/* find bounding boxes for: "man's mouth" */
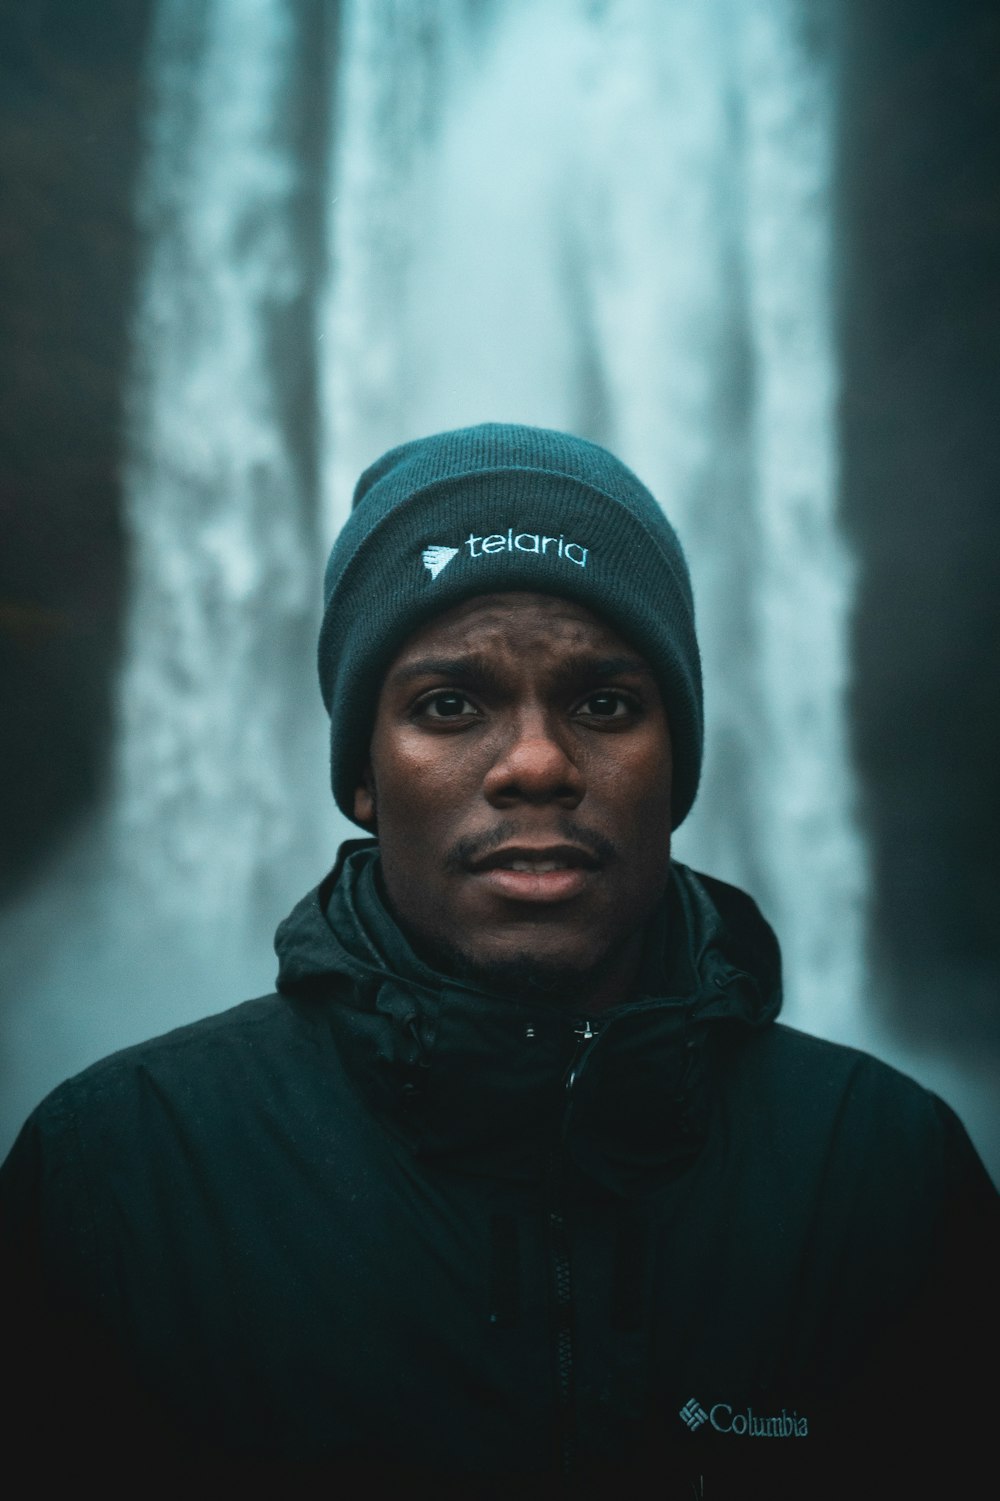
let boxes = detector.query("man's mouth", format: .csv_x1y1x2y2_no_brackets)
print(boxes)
504,859,573,873
470,844,601,873
467,845,601,903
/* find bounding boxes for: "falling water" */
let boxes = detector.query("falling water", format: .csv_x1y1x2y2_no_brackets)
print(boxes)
116,0,332,930
2,0,881,1159
321,0,868,1038
0,0,342,1145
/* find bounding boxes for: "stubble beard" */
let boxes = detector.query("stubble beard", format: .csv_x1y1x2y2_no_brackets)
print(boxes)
415,914,653,1010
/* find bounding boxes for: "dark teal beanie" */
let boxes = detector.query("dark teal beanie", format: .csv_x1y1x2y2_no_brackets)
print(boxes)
319,423,703,829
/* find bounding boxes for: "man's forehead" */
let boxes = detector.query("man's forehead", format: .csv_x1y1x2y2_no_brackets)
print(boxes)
388,591,645,665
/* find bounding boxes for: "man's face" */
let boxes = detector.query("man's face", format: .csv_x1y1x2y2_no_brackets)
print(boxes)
354,592,673,1006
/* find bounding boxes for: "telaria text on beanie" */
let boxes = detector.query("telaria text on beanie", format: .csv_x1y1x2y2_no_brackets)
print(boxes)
318,423,703,828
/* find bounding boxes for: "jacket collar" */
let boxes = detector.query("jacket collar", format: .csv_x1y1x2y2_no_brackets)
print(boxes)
275,842,782,1193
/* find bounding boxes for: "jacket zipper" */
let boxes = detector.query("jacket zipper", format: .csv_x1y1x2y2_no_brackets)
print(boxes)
550,1017,600,1483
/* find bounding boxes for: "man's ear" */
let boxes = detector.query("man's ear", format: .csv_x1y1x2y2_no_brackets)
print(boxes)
353,766,377,831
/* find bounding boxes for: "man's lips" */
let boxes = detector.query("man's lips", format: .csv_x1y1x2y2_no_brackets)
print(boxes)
468,843,601,874
465,844,601,904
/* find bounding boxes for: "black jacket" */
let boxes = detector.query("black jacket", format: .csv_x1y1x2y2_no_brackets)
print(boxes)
2,844,997,1497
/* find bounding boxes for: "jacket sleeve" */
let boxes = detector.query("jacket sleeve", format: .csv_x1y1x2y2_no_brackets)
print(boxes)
0,1098,181,1475
1,1106,82,1464
846,1095,1000,1495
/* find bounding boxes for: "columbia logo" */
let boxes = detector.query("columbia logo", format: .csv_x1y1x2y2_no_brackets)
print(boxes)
679,1399,709,1431
422,545,459,579
678,1400,809,1438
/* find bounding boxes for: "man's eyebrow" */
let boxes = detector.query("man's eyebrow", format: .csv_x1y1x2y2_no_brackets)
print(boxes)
390,655,495,683
570,655,653,678
389,653,653,683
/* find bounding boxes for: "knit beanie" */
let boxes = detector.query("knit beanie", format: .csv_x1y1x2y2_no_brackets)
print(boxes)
319,423,703,828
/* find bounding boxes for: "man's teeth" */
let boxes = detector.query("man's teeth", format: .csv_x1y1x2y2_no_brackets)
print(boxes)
505,860,568,873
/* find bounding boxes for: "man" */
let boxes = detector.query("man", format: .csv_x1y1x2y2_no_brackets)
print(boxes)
2,424,997,1497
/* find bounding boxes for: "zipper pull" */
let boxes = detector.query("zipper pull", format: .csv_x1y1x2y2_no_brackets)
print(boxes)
566,1017,599,1092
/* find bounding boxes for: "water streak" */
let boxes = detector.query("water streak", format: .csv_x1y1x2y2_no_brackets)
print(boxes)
117,0,333,928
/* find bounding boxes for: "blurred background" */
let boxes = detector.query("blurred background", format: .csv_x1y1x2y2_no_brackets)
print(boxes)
1,0,998,1180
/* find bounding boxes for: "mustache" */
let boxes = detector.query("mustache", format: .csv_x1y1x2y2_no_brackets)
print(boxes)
444,818,618,873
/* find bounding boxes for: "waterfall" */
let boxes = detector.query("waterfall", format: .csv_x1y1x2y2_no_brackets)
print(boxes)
115,0,338,935
321,0,868,1037
0,0,873,1159
0,0,340,1144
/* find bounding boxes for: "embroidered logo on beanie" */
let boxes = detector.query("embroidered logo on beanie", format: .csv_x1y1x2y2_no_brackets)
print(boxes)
421,545,459,579
422,525,591,581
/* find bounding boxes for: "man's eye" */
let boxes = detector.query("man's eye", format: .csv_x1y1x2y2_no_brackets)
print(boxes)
417,690,477,719
576,691,634,719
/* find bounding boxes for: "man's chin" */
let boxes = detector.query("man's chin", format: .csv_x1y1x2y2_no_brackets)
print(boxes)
424,936,620,1007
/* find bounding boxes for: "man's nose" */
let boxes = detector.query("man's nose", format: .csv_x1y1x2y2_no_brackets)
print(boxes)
482,709,585,807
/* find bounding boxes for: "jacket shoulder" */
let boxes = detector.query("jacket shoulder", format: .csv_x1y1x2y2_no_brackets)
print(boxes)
4,989,342,1168
746,1022,967,1124
722,1021,998,1213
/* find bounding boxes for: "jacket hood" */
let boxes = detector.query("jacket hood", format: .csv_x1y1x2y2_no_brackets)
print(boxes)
275,842,782,1192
